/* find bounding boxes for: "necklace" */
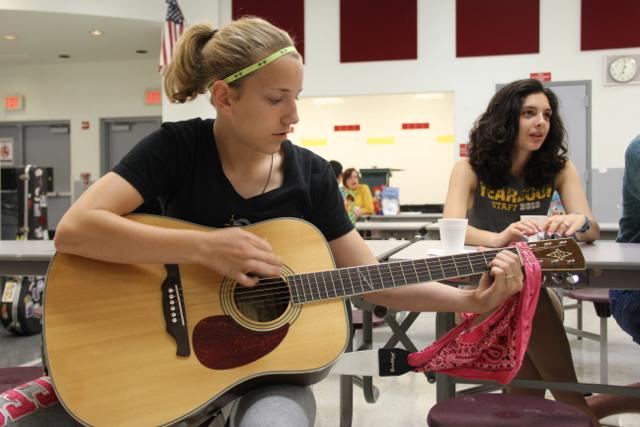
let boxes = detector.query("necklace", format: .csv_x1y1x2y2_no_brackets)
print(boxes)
260,154,274,194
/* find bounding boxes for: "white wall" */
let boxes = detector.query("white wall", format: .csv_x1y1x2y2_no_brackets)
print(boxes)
294,93,454,204
0,59,161,181
0,0,218,185
180,0,640,205
2,0,640,203
300,0,640,172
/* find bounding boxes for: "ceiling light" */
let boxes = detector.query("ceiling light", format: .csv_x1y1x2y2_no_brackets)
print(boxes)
89,29,103,37
3,34,17,41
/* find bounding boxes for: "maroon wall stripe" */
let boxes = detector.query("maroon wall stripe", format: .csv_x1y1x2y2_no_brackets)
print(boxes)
581,0,640,50
232,0,305,59
456,0,539,57
340,0,417,63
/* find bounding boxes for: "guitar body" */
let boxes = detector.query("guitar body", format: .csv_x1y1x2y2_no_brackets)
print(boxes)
43,216,349,427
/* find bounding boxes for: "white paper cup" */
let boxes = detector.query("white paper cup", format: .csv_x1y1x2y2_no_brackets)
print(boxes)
438,218,468,255
520,215,548,241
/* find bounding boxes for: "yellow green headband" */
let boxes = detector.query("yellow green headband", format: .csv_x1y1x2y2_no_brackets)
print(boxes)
223,46,298,84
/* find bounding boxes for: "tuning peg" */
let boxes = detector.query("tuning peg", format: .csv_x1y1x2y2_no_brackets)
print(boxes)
545,272,567,285
565,274,581,285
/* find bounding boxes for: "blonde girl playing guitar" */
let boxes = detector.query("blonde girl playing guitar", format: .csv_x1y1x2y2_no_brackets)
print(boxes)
47,17,523,427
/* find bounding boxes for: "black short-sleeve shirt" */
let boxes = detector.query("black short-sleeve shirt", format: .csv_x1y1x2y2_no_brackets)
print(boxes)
112,118,353,242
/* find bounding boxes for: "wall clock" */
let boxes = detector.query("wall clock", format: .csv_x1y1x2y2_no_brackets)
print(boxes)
605,54,640,85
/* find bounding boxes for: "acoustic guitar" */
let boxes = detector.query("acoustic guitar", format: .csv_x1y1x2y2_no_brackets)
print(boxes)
43,215,585,426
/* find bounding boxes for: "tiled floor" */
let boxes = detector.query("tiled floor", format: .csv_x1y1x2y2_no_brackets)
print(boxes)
312,307,640,427
2,302,640,426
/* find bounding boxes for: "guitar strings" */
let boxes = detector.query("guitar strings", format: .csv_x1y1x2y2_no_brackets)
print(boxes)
233,244,566,304
229,243,573,306
238,243,558,292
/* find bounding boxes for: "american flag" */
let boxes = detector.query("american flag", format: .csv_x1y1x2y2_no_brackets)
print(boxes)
159,0,185,71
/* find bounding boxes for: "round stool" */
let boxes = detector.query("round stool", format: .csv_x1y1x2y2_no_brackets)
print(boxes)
0,366,44,393
566,288,611,318
427,394,592,426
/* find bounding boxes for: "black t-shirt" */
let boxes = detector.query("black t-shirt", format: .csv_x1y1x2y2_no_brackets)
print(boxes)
112,118,353,242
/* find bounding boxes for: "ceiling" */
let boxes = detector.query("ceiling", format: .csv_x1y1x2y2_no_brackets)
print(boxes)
0,10,161,66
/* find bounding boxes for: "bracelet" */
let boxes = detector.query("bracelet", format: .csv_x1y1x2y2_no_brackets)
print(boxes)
575,215,591,233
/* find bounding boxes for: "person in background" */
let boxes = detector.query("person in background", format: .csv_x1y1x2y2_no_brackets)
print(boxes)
587,135,640,420
443,78,601,425
609,135,640,343
329,159,343,184
47,17,524,427
330,160,357,224
342,167,374,218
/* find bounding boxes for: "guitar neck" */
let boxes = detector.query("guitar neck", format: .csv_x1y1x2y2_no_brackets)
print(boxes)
288,247,512,304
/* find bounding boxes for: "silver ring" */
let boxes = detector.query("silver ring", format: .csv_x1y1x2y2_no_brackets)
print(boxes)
505,273,515,280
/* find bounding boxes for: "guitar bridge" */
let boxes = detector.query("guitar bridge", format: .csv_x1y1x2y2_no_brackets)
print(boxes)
162,264,190,357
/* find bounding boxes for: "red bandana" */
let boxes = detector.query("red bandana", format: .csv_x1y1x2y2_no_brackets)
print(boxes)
406,242,541,385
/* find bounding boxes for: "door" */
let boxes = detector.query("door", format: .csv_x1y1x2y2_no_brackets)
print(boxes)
497,81,592,202
0,125,21,238
0,122,70,236
101,117,162,174
23,123,71,231
545,81,591,202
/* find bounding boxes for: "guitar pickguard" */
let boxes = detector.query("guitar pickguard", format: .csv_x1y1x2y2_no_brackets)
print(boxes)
193,316,289,370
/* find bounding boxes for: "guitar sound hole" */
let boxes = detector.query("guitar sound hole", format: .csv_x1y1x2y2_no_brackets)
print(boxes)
234,278,290,322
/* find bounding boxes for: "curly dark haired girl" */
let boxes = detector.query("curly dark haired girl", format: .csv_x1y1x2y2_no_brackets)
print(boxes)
443,78,601,426
468,79,568,189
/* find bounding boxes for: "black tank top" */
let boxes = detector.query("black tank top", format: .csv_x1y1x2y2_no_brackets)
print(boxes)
468,175,554,233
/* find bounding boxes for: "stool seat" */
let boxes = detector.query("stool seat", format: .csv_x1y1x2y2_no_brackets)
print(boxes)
0,366,44,393
567,288,611,317
427,394,592,427
567,288,610,304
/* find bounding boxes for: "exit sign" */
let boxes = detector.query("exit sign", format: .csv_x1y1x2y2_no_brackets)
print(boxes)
144,90,161,105
4,95,25,111
530,72,552,82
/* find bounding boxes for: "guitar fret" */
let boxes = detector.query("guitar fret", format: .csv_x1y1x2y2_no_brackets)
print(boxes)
354,266,372,293
366,265,376,292
311,272,321,300
425,259,442,282
386,263,397,288
403,260,419,284
372,264,382,290
450,256,461,278
332,269,346,298
320,272,330,299
415,259,433,282
410,261,422,283
467,253,481,275
303,273,313,303
454,254,473,277
437,257,447,280
289,275,300,304
325,271,337,298
347,267,358,294
398,262,408,286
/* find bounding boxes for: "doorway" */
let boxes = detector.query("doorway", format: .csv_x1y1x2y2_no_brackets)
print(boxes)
100,117,162,175
0,121,71,237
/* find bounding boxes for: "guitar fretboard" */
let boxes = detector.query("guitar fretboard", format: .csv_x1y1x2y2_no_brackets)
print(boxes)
287,247,517,304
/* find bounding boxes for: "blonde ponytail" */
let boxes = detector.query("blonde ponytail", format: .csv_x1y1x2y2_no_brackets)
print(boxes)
163,17,298,104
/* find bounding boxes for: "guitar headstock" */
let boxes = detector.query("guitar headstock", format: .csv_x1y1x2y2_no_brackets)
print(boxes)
524,237,585,271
